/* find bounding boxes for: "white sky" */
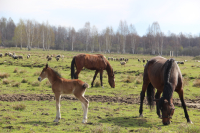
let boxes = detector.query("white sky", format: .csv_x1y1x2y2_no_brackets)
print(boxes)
0,0,200,36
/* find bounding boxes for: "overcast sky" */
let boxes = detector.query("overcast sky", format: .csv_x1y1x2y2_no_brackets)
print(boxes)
0,0,200,36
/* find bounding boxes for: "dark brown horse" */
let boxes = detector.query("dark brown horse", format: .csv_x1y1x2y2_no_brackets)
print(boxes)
139,56,192,125
71,53,115,88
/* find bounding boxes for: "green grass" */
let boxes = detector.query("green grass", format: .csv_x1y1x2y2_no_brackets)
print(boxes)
0,47,200,132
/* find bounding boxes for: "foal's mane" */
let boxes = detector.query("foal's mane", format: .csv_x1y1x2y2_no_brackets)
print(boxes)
159,58,175,108
49,67,62,78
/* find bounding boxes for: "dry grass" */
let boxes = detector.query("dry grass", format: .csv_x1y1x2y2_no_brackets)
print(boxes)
0,73,9,79
31,81,40,86
193,79,200,87
12,82,21,87
2,79,10,85
12,103,26,111
21,78,28,83
123,75,135,83
13,68,18,73
19,70,27,73
45,80,51,88
33,71,41,76
95,80,101,87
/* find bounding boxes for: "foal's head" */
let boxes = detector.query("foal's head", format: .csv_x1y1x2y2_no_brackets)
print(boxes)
38,64,49,82
159,98,175,125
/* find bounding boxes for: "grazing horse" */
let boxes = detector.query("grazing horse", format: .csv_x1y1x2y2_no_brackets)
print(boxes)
38,64,89,123
71,54,115,88
139,56,192,125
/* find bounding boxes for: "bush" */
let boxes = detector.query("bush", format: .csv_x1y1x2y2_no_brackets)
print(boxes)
33,71,41,76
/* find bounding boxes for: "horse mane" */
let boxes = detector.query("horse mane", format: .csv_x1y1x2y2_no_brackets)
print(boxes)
159,58,175,109
50,67,62,78
106,61,114,77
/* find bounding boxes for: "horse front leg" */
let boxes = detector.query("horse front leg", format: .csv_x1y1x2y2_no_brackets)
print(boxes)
54,93,61,122
155,91,162,118
100,70,104,88
177,89,193,124
91,70,99,87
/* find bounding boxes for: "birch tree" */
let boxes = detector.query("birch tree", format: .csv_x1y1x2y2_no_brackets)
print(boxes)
129,24,137,54
118,20,128,53
70,27,76,51
84,22,90,51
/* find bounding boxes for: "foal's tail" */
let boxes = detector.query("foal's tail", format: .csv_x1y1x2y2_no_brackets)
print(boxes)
147,82,155,109
82,82,89,88
71,57,76,79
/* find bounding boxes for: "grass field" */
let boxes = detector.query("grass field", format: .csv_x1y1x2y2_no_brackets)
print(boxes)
0,47,200,133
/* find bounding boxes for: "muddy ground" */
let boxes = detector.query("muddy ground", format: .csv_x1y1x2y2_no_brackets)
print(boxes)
0,94,200,109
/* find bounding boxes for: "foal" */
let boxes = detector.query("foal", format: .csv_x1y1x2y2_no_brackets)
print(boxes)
38,64,89,123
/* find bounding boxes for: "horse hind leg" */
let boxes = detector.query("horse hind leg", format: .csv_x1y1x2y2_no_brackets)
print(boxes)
91,70,99,87
54,93,61,122
139,82,149,117
177,89,193,124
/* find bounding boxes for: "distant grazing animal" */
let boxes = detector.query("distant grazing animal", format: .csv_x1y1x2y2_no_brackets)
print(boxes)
0,53,2,57
138,59,141,62
46,55,49,59
184,60,187,62
56,54,61,58
5,53,8,56
38,64,89,123
143,59,145,63
13,55,18,59
120,57,124,61
116,58,119,61
125,59,129,62
27,54,31,59
56,57,59,61
47,57,52,61
18,55,23,59
139,56,192,125
71,54,115,88
120,61,126,67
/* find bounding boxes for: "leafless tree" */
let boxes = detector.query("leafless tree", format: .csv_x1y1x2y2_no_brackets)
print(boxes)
129,24,137,54
118,20,128,53
84,22,90,51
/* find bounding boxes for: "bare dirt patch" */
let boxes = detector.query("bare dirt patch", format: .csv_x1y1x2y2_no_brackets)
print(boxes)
0,94,200,109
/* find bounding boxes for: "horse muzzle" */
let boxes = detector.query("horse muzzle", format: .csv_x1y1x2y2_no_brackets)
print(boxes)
38,77,42,82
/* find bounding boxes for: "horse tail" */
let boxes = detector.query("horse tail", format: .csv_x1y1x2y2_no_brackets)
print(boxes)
71,57,76,79
147,82,155,109
82,82,89,88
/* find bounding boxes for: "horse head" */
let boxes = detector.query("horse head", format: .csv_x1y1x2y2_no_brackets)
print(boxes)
108,68,115,88
38,64,49,82
158,97,175,125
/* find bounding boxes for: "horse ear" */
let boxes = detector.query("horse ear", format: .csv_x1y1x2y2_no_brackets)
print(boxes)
46,64,48,69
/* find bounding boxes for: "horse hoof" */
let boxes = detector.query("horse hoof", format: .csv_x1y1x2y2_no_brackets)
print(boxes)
139,114,143,117
53,119,59,122
188,121,193,124
82,119,87,123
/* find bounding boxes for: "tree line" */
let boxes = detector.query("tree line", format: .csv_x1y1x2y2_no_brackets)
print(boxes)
0,17,200,56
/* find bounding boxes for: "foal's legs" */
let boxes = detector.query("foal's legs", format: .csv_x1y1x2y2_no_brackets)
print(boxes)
139,82,149,117
91,70,99,87
54,93,61,122
176,89,193,123
75,94,89,123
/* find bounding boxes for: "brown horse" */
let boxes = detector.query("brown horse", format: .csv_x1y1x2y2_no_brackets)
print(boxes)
139,56,192,125
38,64,89,123
71,54,115,88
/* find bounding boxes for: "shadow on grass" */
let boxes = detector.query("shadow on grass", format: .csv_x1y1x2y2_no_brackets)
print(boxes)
98,116,154,128
20,121,60,126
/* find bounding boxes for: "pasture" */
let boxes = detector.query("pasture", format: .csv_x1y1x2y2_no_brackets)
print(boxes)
0,47,200,132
